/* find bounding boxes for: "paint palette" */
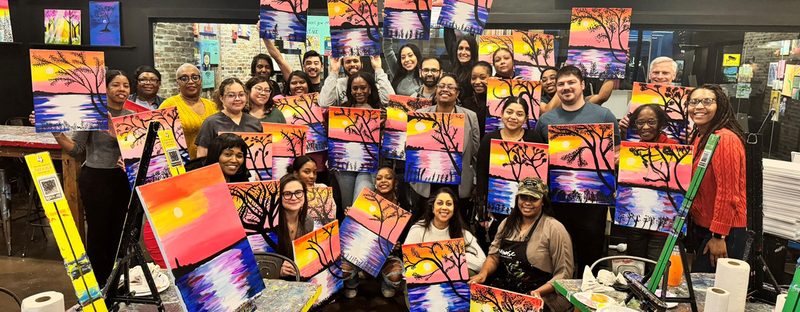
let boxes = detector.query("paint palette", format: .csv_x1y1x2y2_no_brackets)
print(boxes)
572,292,617,309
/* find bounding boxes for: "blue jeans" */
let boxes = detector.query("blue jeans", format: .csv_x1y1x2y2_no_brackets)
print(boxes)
690,225,747,273
334,171,376,207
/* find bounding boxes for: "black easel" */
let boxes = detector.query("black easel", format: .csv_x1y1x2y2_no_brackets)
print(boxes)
657,239,698,312
103,121,164,311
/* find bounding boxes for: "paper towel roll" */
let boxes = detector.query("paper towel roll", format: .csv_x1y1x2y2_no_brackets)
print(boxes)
714,258,750,312
705,287,730,312
21,291,64,312
775,294,788,312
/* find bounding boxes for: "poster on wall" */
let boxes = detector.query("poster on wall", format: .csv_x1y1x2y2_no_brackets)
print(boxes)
44,9,81,45
201,70,214,89
89,1,121,46
0,0,13,42
200,39,219,65
307,15,331,55
327,0,381,57
770,90,781,121
722,54,740,67
197,23,216,36
260,0,308,42
383,0,431,40
566,8,631,79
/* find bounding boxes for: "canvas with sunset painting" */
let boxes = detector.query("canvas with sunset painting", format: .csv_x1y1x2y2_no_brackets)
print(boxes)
485,78,541,133
341,188,411,277
383,95,434,160
262,122,307,178
228,181,281,253
31,49,108,132
429,0,443,28
224,132,273,181
470,283,544,312
274,93,327,153
627,82,693,143
328,107,381,172
548,123,616,205
615,141,693,233
260,0,308,42
405,112,466,185
513,31,555,81
488,140,549,215
293,220,342,307
403,238,470,312
437,0,492,35
112,107,189,187
138,165,265,312
383,0,431,40
567,8,631,79
478,35,512,64
327,0,381,57
307,186,336,229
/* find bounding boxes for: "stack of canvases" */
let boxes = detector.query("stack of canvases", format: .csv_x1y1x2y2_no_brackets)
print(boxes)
763,159,800,240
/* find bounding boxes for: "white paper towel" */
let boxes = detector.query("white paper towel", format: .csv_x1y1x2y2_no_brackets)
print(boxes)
775,294,788,312
705,287,730,312
21,291,64,312
714,258,750,312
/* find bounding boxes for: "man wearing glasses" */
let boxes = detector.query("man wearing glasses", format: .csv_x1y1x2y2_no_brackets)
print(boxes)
159,63,219,159
410,57,443,100
129,66,165,110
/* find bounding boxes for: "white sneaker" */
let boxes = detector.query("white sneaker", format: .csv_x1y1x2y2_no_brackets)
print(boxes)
344,288,357,299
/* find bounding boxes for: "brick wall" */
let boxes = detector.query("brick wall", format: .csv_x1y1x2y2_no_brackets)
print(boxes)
152,22,195,99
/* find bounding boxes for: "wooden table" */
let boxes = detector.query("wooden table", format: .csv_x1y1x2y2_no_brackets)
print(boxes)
554,273,775,312
0,125,85,245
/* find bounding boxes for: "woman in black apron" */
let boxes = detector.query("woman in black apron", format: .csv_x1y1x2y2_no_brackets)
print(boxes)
469,177,574,312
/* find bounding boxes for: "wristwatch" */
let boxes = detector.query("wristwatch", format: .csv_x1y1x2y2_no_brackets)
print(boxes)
711,233,726,240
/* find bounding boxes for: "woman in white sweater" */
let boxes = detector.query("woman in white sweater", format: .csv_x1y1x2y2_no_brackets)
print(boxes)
404,188,486,274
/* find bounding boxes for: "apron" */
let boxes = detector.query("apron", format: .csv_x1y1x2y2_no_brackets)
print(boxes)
489,215,554,294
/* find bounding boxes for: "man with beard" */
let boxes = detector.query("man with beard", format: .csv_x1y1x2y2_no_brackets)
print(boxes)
262,38,325,92
319,55,393,107
410,57,442,100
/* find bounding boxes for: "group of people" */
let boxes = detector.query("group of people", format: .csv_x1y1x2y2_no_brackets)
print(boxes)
30,30,748,311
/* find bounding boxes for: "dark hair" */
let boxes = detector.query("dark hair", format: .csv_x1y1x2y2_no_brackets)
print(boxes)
106,69,129,87
501,95,529,124
203,133,249,181
453,35,478,75
498,192,555,238
541,66,559,75
685,84,746,149
275,174,309,258
289,155,317,174
132,66,161,94
283,70,313,96
244,76,276,111
375,165,398,203
214,77,247,110
556,65,584,83
438,73,461,93
392,44,423,90
420,188,470,239
345,71,381,109
629,104,669,140
250,53,274,77
302,50,322,64
472,61,493,76
421,56,443,71
491,47,515,78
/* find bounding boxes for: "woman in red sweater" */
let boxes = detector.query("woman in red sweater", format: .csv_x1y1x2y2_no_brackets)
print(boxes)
686,84,747,273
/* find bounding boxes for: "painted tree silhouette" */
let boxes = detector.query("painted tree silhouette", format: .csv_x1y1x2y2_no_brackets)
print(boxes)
275,93,326,138
331,0,380,43
362,190,411,257
481,35,513,57
409,113,463,175
511,80,542,123
403,239,468,301
307,187,336,226
229,182,281,252
636,83,691,143
333,108,380,163
272,0,308,27
113,108,187,154
65,10,80,45
570,8,630,64
400,0,431,36
550,124,615,191
31,50,106,118
91,4,115,32
498,141,548,180
472,0,490,29
517,32,555,76
281,128,306,157
627,144,692,213
242,134,273,179
300,222,343,279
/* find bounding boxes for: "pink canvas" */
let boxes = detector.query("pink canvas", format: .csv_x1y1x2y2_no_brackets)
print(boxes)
349,188,411,243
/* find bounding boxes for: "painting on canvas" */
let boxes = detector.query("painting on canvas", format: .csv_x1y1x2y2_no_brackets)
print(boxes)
470,284,544,312
403,238,470,312
228,181,281,253
274,93,328,153
513,31,555,81
31,50,108,132
307,186,336,229
383,95,434,160
478,35,512,63
488,140,549,215
566,8,631,79
328,0,380,57
262,122,307,179
89,2,120,46
485,78,541,132
45,9,80,45
405,112,466,185
615,141,693,233
224,132,273,181
260,0,308,42
430,0,443,28
328,107,381,172
627,82,693,143
437,0,493,35
1,0,13,42
548,123,616,205
383,0,431,40
293,220,343,307
138,165,265,312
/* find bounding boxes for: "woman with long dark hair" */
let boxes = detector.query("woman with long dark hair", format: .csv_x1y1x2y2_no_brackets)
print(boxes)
461,61,492,135
445,32,478,102
274,174,315,277
685,84,747,272
388,43,423,96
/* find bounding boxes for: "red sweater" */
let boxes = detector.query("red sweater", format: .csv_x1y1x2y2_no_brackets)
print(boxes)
690,128,747,235
654,133,679,144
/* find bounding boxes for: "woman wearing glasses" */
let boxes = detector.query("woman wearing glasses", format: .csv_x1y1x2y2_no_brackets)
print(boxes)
685,84,747,273
245,76,285,124
194,78,263,158
129,66,165,110
275,174,315,278
159,64,219,159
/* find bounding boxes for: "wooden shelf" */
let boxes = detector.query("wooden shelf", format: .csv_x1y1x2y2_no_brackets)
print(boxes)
28,43,137,49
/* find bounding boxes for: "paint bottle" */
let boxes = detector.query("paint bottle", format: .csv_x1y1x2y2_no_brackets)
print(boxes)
667,246,683,287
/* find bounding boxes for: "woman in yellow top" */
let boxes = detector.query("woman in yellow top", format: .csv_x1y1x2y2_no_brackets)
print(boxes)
159,63,219,159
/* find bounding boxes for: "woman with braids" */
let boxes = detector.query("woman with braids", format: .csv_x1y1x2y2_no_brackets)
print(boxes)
685,84,747,272
469,177,573,312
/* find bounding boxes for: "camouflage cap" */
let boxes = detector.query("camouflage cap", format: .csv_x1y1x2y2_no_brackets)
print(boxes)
517,177,548,199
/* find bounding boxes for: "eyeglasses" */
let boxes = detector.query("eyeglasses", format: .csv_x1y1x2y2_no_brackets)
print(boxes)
138,78,160,84
437,84,457,91
252,86,270,94
178,75,201,83
282,190,305,200
225,93,247,100
687,98,716,107
635,119,658,127
422,69,440,74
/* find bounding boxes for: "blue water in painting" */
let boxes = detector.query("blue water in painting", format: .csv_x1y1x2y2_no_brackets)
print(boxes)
550,169,616,205
247,232,277,253
487,178,518,215
260,9,306,42
381,129,406,160
308,263,343,307
34,94,108,132
306,123,328,153
89,2,121,45
405,150,462,185
408,282,470,312
384,9,430,40
438,0,488,34
615,185,684,233
485,116,537,133
567,49,627,79
330,28,381,58
626,120,688,144
174,239,265,312
328,139,379,173
340,218,391,277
